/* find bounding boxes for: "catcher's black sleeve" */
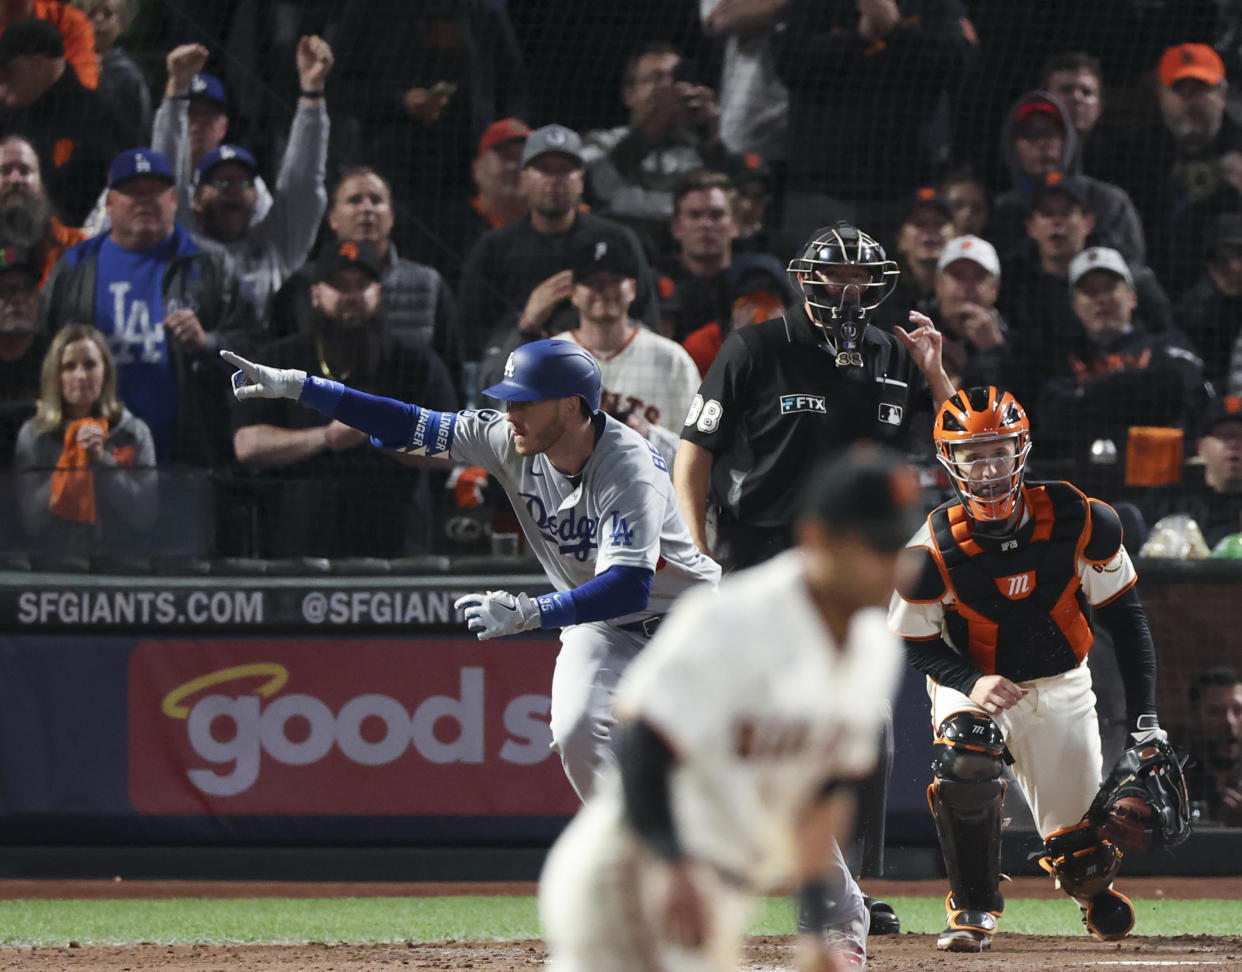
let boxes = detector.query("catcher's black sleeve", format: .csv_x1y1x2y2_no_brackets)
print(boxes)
618,719,684,862
904,636,984,697
1093,587,1158,722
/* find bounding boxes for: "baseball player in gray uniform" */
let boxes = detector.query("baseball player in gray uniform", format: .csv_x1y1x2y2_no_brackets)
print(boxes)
223,339,721,800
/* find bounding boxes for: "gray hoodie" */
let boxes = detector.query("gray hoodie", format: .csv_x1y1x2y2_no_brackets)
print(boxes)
991,90,1146,266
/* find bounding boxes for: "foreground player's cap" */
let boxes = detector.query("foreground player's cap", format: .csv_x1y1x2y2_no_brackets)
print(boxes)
799,444,925,551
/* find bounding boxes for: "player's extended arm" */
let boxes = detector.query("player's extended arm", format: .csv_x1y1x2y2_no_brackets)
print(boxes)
617,719,711,948
223,350,453,456
673,438,714,554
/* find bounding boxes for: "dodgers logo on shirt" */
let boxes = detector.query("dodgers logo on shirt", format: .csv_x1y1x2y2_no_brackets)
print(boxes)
520,492,598,561
779,394,827,415
607,512,634,548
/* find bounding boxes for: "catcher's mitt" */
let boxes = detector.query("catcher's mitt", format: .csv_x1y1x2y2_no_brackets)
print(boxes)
1085,739,1195,852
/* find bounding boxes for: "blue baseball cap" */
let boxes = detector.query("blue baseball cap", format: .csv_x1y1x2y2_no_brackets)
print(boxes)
188,72,228,111
197,144,258,182
107,149,174,189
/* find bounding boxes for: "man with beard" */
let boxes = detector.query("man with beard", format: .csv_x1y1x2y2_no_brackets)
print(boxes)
1184,667,1242,826
269,167,462,395
0,18,115,226
1111,44,1242,298
457,124,658,392
42,148,256,465
188,35,332,324
231,238,458,558
0,243,45,465
0,134,83,285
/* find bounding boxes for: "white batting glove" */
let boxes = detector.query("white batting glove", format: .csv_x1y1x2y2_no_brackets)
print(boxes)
1130,714,1168,748
454,590,542,640
221,349,307,401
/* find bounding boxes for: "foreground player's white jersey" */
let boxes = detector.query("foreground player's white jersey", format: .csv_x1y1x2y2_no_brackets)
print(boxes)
449,408,720,618
615,550,902,890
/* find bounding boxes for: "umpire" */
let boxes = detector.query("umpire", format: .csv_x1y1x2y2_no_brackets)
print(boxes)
673,221,957,934
675,222,955,568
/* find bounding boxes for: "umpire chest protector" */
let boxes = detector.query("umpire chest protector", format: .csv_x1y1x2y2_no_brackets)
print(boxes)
927,482,1095,682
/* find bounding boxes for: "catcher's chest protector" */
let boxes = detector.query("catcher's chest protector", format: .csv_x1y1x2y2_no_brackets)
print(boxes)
929,483,1093,681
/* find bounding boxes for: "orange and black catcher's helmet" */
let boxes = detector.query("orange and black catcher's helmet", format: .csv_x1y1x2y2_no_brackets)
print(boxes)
934,386,1032,522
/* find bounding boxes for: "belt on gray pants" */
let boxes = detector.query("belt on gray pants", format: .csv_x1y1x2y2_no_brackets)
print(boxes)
614,615,664,638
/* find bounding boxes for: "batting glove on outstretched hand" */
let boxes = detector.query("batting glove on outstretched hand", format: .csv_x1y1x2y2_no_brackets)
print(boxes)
221,349,307,401
454,590,541,640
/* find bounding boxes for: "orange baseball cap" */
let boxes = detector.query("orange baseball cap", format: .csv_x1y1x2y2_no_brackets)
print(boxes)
1159,43,1225,87
478,118,532,157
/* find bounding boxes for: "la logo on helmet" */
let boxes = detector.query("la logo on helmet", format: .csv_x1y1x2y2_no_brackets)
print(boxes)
504,353,516,378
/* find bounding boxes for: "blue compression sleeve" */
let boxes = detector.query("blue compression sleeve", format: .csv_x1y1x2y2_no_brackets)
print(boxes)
535,564,653,628
299,377,455,455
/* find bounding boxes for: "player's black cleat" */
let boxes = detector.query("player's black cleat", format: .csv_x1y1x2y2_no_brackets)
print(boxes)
865,896,900,935
1079,887,1135,941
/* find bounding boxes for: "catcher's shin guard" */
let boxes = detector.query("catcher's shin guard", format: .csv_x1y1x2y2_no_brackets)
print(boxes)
928,711,1007,918
1038,821,1133,941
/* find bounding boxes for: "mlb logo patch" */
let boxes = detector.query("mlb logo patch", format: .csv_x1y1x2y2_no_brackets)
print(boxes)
780,395,827,415
878,403,903,425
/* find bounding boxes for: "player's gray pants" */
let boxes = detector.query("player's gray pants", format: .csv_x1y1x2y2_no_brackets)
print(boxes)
549,621,648,801
796,839,868,934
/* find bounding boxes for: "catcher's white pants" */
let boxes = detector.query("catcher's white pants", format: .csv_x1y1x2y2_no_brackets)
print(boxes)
929,659,1104,838
540,797,756,972
548,621,648,801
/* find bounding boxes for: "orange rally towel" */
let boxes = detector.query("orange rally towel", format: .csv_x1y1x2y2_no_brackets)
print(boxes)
48,417,108,524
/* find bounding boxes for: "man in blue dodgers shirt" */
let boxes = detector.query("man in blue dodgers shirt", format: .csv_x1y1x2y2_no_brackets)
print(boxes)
42,148,257,465
224,338,721,801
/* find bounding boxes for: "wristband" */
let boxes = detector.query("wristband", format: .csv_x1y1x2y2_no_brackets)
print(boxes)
300,90,325,99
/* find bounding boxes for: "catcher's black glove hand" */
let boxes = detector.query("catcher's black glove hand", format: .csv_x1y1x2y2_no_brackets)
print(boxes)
1086,738,1195,852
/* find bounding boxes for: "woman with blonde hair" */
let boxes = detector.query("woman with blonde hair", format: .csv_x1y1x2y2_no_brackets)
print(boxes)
15,324,156,554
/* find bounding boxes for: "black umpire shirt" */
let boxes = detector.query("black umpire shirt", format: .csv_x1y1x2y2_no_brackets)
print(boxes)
682,310,930,535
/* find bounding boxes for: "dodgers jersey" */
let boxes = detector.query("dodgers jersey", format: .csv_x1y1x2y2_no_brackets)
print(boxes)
406,406,720,618
615,550,902,890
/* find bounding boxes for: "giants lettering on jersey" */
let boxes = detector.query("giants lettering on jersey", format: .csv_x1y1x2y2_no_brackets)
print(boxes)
600,389,661,425
732,716,846,763
520,492,598,561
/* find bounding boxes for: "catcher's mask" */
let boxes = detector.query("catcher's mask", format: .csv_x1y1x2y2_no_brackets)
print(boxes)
934,386,1032,523
787,222,897,366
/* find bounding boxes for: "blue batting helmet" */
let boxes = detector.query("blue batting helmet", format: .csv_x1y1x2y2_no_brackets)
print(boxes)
482,339,602,411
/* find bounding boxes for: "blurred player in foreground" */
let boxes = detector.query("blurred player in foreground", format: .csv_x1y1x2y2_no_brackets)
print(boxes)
539,445,922,971
223,339,720,802
889,386,1191,953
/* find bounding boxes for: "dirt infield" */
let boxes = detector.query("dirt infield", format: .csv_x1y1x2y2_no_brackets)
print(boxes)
0,877,1238,971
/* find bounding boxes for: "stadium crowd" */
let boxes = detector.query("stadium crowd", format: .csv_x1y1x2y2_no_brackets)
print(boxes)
0,0,1238,568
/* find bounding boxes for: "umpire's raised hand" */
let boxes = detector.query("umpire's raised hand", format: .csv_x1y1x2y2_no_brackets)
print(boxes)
221,349,307,401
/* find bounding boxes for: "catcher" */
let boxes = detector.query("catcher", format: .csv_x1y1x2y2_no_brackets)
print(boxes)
888,386,1192,953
